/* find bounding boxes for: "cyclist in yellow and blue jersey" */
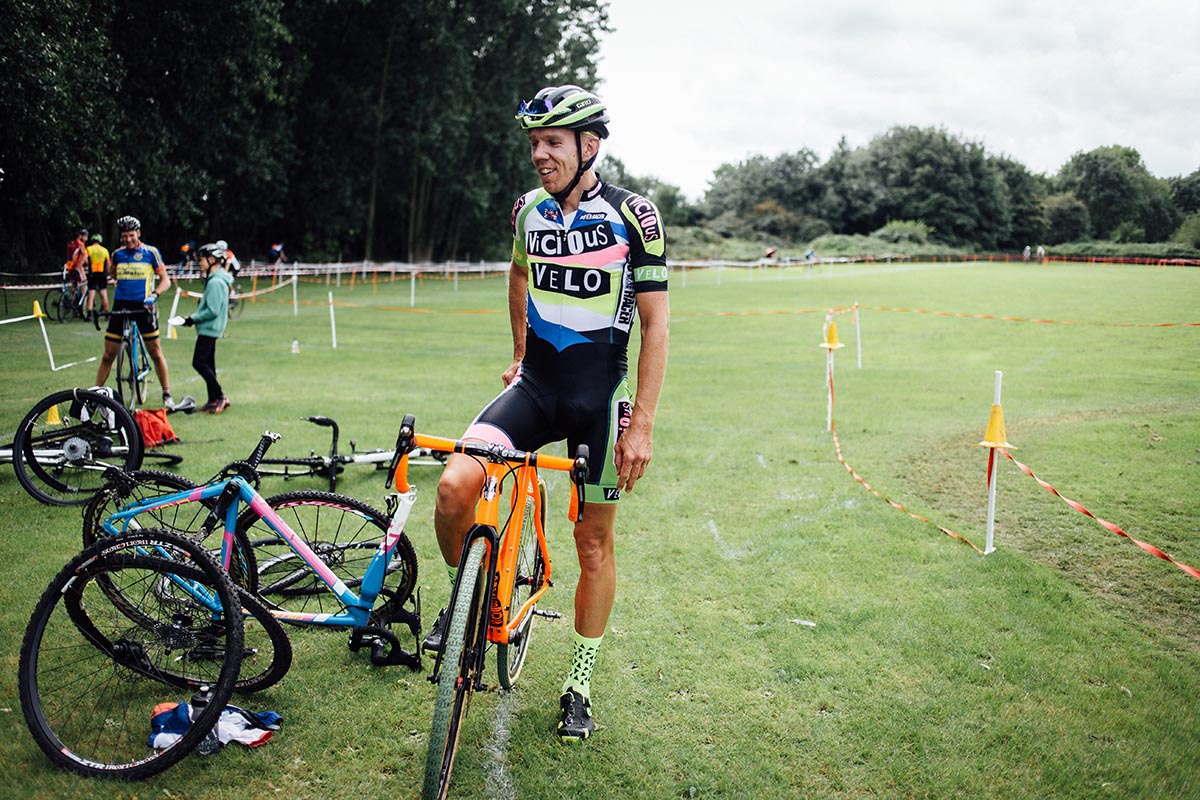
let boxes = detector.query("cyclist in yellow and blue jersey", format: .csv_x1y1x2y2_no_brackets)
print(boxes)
428,85,669,742
95,215,176,408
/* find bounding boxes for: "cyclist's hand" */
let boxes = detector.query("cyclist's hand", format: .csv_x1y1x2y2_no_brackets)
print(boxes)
144,294,158,307
501,359,522,386
183,316,194,327
614,421,653,493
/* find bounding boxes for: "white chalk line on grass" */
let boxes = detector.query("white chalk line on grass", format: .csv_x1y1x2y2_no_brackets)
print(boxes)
483,690,518,800
707,519,750,560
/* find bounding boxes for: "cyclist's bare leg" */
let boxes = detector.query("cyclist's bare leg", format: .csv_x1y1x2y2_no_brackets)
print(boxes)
95,338,121,385
572,504,617,638
433,452,487,566
144,337,171,396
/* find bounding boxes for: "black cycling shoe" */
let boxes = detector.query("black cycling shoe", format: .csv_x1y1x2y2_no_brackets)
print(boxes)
557,689,594,742
422,607,448,653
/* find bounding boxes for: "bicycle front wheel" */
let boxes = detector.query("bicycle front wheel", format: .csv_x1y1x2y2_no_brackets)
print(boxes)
115,338,147,408
18,530,242,780
497,479,547,690
239,490,417,619
11,388,145,505
423,538,489,800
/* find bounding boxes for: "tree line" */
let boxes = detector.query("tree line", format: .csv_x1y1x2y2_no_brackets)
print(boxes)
5,1,1198,274
1,0,610,272
612,130,1200,256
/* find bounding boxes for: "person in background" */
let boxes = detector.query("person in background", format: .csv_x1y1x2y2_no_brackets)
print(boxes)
216,240,241,277
1036,245,1046,264
1022,245,1032,263
96,215,175,409
180,242,233,414
83,233,112,317
66,227,88,292
269,241,287,265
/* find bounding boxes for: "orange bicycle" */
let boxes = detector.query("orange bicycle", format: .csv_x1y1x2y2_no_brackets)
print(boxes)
386,415,588,800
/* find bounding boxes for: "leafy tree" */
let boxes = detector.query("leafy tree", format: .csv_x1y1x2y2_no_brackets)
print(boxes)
816,137,883,235
863,126,1011,249
1170,211,1200,250
1042,192,1090,244
991,156,1049,249
1056,145,1179,242
1169,169,1200,216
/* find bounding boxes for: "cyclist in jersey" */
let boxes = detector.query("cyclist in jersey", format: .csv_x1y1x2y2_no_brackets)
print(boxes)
427,85,669,742
83,233,111,317
95,215,176,408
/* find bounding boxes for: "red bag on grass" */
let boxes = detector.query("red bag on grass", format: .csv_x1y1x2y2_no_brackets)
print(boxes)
134,408,180,448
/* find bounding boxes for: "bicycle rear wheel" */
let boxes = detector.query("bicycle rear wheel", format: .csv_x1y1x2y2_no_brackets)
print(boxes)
497,479,547,690
423,538,489,800
239,490,417,619
18,531,242,780
11,388,145,506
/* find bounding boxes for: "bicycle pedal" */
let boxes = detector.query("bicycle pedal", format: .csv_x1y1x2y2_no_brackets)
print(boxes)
533,609,563,619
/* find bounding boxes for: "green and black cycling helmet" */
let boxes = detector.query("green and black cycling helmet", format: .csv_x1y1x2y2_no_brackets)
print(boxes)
90,234,102,244
117,215,141,232
516,85,610,139
516,85,610,203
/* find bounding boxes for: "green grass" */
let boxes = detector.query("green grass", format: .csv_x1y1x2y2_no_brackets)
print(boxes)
0,261,1197,799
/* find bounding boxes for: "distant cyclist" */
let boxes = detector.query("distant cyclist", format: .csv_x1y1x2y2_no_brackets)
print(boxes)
95,215,176,409
83,233,112,317
426,85,669,743
65,228,88,291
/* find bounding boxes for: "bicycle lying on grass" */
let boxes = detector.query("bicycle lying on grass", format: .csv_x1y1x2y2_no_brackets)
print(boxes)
384,415,590,800
18,529,292,780
2,387,143,505
254,413,446,491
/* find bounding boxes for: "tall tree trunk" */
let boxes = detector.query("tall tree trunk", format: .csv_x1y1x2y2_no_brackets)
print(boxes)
364,14,398,262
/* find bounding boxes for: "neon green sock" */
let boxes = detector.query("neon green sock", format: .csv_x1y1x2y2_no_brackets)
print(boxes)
562,631,604,700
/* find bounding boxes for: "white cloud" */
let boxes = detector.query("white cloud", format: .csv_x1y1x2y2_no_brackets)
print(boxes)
595,0,1200,199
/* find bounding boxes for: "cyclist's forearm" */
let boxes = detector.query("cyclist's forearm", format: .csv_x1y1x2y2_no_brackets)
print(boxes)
630,294,669,431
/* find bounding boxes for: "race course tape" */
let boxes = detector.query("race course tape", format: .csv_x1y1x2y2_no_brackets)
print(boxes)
866,305,1199,328
1000,449,1200,581
832,429,984,554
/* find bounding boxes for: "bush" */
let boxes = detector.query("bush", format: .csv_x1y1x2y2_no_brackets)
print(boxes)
1170,212,1200,250
873,220,932,244
1049,240,1200,259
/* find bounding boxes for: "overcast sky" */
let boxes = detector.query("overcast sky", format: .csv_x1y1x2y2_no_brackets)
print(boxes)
595,0,1199,200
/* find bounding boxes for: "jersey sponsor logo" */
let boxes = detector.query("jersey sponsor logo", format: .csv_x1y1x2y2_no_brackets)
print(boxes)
525,223,614,258
627,195,661,242
511,194,528,232
577,212,607,222
634,265,669,283
604,488,622,501
531,262,610,298
539,203,561,223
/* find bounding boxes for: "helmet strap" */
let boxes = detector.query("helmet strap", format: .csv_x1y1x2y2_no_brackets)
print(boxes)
551,130,599,206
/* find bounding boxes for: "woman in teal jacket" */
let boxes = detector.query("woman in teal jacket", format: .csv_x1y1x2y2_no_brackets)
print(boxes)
183,243,235,414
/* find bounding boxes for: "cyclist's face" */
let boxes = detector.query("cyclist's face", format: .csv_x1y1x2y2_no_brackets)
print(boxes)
529,129,595,194
120,229,140,249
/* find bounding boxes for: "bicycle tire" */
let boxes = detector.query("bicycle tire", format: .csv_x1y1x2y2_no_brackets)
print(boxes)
18,531,242,780
115,337,133,407
83,468,260,594
11,388,145,506
42,288,61,322
233,585,293,693
423,538,488,800
238,490,417,620
497,479,547,690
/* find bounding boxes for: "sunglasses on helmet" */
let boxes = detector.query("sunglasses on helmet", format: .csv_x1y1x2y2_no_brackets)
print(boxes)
516,97,554,117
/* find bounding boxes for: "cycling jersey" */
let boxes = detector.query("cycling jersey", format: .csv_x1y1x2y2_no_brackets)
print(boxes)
112,244,166,302
511,179,667,376
466,179,667,503
86,243,110,273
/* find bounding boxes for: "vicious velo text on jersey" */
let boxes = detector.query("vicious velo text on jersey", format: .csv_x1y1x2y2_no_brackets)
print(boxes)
513,181,667,357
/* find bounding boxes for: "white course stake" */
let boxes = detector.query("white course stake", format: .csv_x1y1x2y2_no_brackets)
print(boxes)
329,291,337,349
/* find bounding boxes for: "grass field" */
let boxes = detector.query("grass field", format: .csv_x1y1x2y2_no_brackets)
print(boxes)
0,260,1197,799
